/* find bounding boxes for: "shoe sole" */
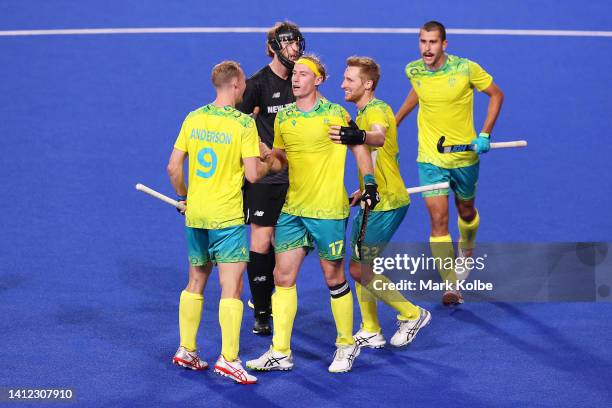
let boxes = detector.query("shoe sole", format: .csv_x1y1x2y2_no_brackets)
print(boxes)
252,329,272,336
172,357,208,371
390,311,432,347
363,343,386,349
245,364,293,372
213,366,257,384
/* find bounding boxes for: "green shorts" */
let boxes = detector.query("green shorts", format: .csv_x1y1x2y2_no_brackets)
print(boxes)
274,212,348,261
417,161,480,200
350,205,409,263
185,225,249,265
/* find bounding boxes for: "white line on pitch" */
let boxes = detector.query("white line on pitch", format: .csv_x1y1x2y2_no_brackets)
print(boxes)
0,27,611,37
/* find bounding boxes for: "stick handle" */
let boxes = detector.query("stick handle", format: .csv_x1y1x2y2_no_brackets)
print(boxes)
135,183,186,212
406,182,450,195
490,140,528,149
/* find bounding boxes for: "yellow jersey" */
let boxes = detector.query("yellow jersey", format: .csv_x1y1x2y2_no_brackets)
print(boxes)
174,104,260,229
356,98,410,211
273,99,350,219
405,54,493,168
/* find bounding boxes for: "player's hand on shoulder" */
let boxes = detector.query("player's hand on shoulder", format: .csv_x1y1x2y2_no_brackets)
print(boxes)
328,125,342,144
329,120,367,145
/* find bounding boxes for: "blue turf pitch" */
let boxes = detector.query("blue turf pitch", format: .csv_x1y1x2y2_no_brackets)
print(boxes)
1,1,611,406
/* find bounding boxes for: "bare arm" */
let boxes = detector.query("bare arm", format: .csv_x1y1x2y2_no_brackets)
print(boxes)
349,144,375,178
364,124,386,147
480,82,504,134
167,148,188,197
263,147,288,174
243,156,271,183
395,88,419,127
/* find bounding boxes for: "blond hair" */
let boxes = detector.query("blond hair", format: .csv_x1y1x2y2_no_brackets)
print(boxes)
346,56,380,91
211,60,242,88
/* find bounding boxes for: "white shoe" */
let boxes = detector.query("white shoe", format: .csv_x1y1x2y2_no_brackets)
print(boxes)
389,307,432,347
246,346,294,371
455,244,474,280
213,355,257,384
172,346,208,370
328,344,361,373
353,328,386,349
442,289,464,306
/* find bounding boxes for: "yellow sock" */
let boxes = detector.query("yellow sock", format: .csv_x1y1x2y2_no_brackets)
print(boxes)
218,298,243,362
458,211,480,250
330,284,354,346
355,282,381,332
271,285,297,355
365,275,419,321
430,234,457,284
179,290,203,351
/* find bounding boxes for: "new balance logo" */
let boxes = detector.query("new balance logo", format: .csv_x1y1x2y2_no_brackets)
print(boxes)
272,92,281,98
254,211,265,217
253,276,267,282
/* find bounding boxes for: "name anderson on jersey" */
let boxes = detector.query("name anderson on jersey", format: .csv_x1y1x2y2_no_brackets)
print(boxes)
189,128,232,144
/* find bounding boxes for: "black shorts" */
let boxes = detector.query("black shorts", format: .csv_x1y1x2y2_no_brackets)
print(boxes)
243,182,288,227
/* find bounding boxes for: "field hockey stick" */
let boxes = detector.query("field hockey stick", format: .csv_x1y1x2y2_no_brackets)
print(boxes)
135,183,186,212
436,136,527,153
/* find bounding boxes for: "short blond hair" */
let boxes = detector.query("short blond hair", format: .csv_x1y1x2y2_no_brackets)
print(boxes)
211,60,243,88
299,53,327,82
346,56,380,91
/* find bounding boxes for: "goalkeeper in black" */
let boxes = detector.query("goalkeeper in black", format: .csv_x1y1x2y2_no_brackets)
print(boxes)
237,21,305,335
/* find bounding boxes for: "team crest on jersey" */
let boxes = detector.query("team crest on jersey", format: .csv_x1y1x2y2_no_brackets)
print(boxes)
324,118,330,125
291,120,297,126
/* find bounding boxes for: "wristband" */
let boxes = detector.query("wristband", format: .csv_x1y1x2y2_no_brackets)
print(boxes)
177,195,187,201
478,132,490,139
363,174,376,185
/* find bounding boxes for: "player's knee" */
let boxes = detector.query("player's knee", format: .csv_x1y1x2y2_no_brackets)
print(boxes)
250,226,273,252
430,214,449,234
348,260,361,281
457,204,476,222
273,267,294,287
322,262,346,287
220,279,242,299
186,277,206,294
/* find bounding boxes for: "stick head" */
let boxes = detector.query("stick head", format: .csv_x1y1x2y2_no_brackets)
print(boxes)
436,136,446,153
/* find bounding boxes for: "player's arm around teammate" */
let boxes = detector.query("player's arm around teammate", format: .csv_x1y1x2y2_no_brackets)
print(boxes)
330,56,431,349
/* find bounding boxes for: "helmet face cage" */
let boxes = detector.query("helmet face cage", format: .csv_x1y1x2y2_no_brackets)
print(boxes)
269,28,305,69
